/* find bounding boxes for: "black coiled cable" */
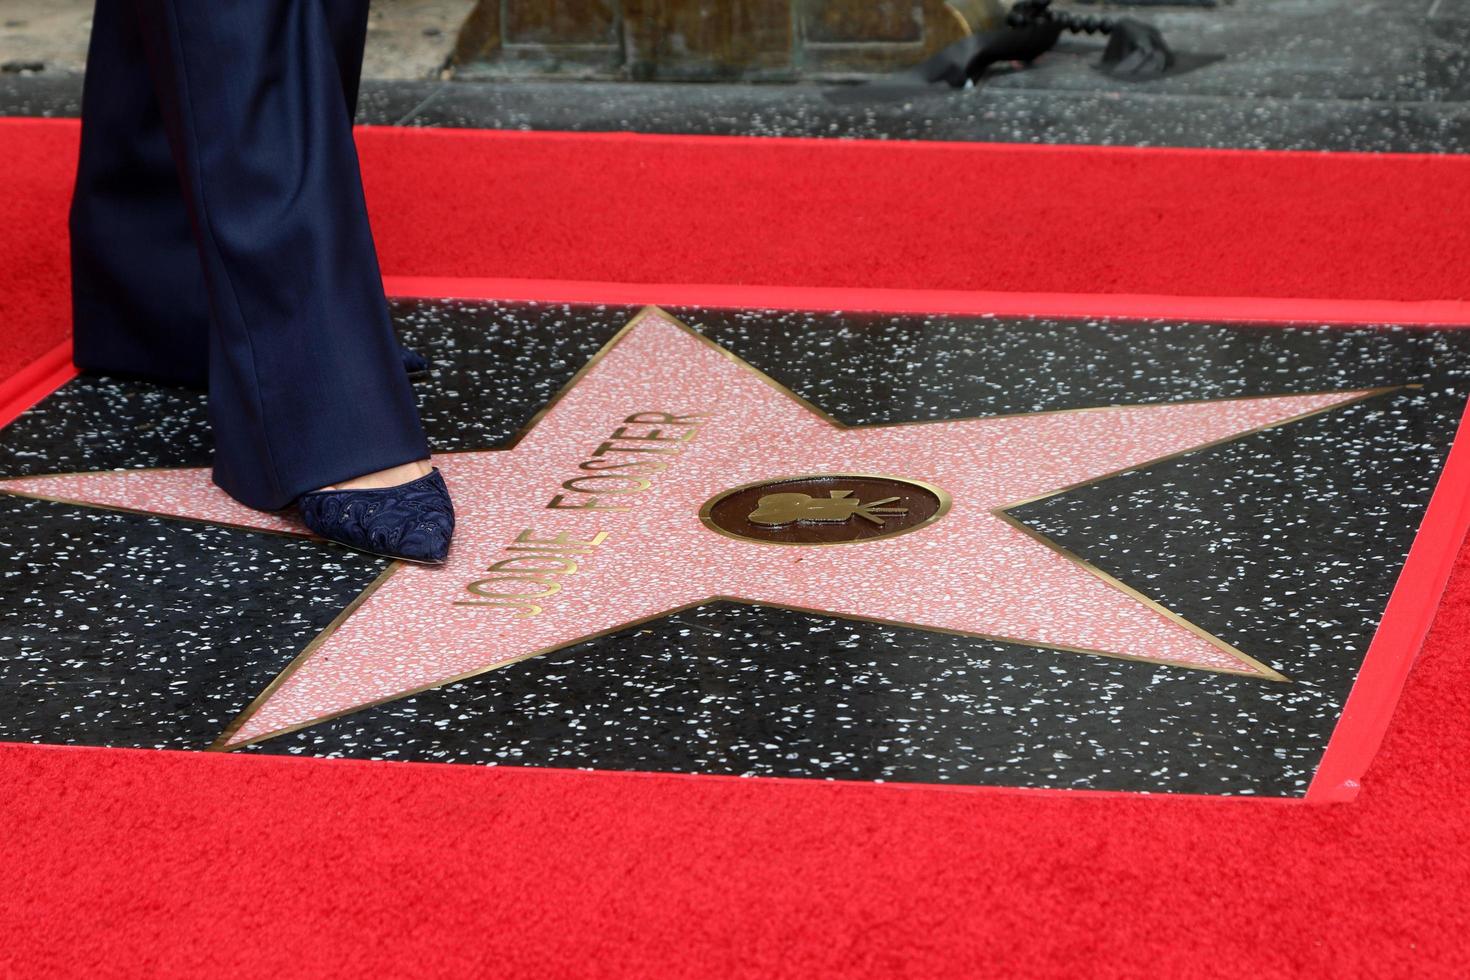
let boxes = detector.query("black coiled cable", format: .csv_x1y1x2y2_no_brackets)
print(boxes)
1007,1,1117,36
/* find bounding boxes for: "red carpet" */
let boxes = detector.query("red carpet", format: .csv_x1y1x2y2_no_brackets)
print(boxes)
7,117,1470,378
1,117,1468,975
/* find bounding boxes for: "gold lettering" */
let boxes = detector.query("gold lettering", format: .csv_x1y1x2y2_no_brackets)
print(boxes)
605,426,694,443
514,529,610,549
487,556,580,577
460,415,705,613
590,442,682,457
453,600,543,618
578,459,669,474
561,475,653,495
624,412,706,425
466,578,563,601
545,494,631,511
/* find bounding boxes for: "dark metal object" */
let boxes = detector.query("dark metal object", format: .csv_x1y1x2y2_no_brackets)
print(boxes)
911,16,1063,87
913,0,1176,88
1099,19,1174,78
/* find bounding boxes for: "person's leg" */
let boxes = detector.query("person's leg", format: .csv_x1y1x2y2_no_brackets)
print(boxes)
128,0,429,511
321,2,431,381
325,2,372,120
71,1,416,390
69,0,209,387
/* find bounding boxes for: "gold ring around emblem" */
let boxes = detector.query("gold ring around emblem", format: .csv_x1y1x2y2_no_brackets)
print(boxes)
697,473,953,547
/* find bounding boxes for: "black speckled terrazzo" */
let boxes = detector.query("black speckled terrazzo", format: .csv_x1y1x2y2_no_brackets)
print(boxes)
247,600,1320,792
0,374,214,476
3,299,1469,795
0,494,387,750
670,308,1470,424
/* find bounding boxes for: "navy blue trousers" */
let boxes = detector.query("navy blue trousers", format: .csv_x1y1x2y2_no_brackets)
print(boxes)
70,0,429,511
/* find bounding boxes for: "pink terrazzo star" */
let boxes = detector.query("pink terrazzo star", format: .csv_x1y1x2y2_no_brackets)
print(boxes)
0,308,1389,748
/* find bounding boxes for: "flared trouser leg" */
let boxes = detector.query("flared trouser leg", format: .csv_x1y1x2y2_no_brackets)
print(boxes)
70,0,209,387
70,0,428,510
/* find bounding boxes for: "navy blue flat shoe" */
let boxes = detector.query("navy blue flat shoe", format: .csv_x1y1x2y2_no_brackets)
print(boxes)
298,468,455,564
400,346,430,376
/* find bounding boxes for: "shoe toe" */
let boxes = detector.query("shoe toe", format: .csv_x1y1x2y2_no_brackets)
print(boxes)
400,347,430,375
396,497,455,564
298,468,455,564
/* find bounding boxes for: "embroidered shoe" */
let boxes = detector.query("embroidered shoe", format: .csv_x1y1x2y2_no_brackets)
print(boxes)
400,346,430,376
298,467,455,564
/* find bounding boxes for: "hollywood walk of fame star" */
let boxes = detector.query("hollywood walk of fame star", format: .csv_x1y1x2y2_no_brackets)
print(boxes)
0,307,1395,749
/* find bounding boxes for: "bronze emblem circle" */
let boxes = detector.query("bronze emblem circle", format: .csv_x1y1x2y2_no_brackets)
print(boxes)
698,473,952,547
